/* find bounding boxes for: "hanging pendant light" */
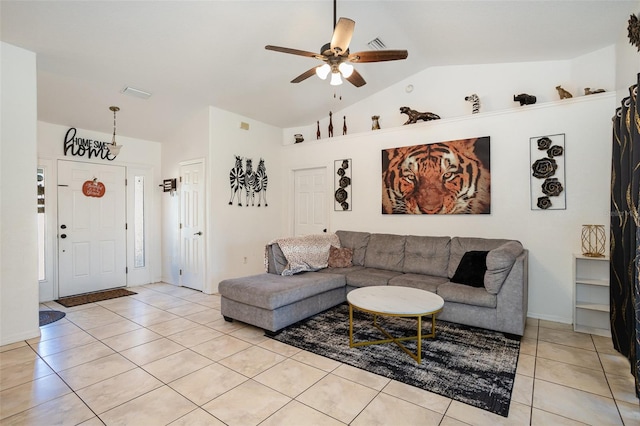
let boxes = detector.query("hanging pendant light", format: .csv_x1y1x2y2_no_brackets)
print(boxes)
107,106,122,156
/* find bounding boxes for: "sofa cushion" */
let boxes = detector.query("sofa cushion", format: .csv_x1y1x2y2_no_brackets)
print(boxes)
451,251,488,287
345,268,403,287
402,235,450,277
448,237,513,278
437,282,497,308
485,241,524,294
388,273,448,293
219,272,345,310
317,265,365,275
328,246,353,268
364,233,406,272
336,230,370,266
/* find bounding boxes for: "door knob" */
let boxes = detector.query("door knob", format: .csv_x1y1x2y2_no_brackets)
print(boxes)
61,224,67,229
60,234,67,239
323,228,327,233
194,231,203,236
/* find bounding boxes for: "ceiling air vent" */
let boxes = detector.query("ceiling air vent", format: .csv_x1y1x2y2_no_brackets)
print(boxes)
367,37,386,50
121,86,152,100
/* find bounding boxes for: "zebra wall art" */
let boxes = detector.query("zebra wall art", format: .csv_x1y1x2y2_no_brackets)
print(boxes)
254,158,268,207
228,155,245,206
227,156,268,207
244,158,256,206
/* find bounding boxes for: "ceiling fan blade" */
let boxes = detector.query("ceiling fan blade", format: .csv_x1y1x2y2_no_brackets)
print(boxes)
348,50,409,63
291,67,319,84
345,69,366,87
265,45,324,60
330,17,355,54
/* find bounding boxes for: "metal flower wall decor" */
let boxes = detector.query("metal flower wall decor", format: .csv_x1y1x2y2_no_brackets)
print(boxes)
334,159,352,211
530,134,565,210
628,14,640,51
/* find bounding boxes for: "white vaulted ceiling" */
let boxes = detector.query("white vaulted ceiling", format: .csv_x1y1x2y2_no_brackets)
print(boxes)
1,1,637,142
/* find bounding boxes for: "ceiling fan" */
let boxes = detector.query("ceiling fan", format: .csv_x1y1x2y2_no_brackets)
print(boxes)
265,0,408,87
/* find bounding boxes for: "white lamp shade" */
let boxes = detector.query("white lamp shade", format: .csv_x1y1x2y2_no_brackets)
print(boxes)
330,72,343,86
338,62,354,78
107,144,122,156
315,64,331,80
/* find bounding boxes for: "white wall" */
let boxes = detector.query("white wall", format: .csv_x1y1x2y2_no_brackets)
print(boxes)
207,107,285,292
286,46,615,144
280,88,614,324
1,42,40,345
162,107,210,285
615,5,640,101
161,106,285,293
37,121,163,298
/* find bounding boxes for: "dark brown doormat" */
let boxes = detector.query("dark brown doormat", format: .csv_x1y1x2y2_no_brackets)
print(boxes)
55,288,137,308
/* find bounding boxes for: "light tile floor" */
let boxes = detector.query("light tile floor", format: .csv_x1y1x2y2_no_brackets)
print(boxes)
1,282,638,425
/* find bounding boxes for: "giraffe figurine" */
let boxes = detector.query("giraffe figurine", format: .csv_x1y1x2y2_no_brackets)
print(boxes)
328,111,334,137
343,116,347,135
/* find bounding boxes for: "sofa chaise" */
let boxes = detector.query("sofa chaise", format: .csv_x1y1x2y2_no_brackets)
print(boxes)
219,230,528,336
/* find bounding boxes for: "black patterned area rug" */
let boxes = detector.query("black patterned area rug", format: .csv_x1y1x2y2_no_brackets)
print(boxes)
39,310,66,326
269,303,520,417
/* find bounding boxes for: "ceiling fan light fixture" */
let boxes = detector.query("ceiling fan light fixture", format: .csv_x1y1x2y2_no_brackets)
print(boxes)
338,62,354,78
330,71,343,86
316,63,331,80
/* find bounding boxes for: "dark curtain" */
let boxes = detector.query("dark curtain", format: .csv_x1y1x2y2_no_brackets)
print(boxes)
610,74,640,399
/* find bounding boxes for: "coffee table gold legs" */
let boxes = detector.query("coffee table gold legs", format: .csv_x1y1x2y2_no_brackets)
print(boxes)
348,304,438,364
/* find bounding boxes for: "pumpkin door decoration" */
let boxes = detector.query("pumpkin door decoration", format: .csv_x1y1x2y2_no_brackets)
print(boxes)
82,178,106,198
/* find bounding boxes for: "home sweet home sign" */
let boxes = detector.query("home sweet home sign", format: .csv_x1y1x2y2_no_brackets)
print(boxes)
63,127,117,161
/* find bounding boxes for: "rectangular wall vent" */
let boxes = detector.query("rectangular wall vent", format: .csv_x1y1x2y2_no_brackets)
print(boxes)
367,38,386,50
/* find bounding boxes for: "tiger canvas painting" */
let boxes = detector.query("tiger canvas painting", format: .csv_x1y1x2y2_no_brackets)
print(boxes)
382,137,491,214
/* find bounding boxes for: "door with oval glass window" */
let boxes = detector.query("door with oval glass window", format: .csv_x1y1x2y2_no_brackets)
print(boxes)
57,160,126,297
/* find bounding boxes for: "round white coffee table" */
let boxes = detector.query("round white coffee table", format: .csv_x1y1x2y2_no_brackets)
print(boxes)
347,286,444,363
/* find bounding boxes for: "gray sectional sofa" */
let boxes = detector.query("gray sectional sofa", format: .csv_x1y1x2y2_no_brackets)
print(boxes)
219,230,528,336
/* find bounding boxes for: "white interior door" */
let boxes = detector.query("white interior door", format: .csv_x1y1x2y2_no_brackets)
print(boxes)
57,160,126,297
294,167,327,236
180,161,205,291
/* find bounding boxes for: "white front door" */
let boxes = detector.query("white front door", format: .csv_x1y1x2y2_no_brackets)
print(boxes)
180,161,205,291
294,167,328,236
57,160,126,297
